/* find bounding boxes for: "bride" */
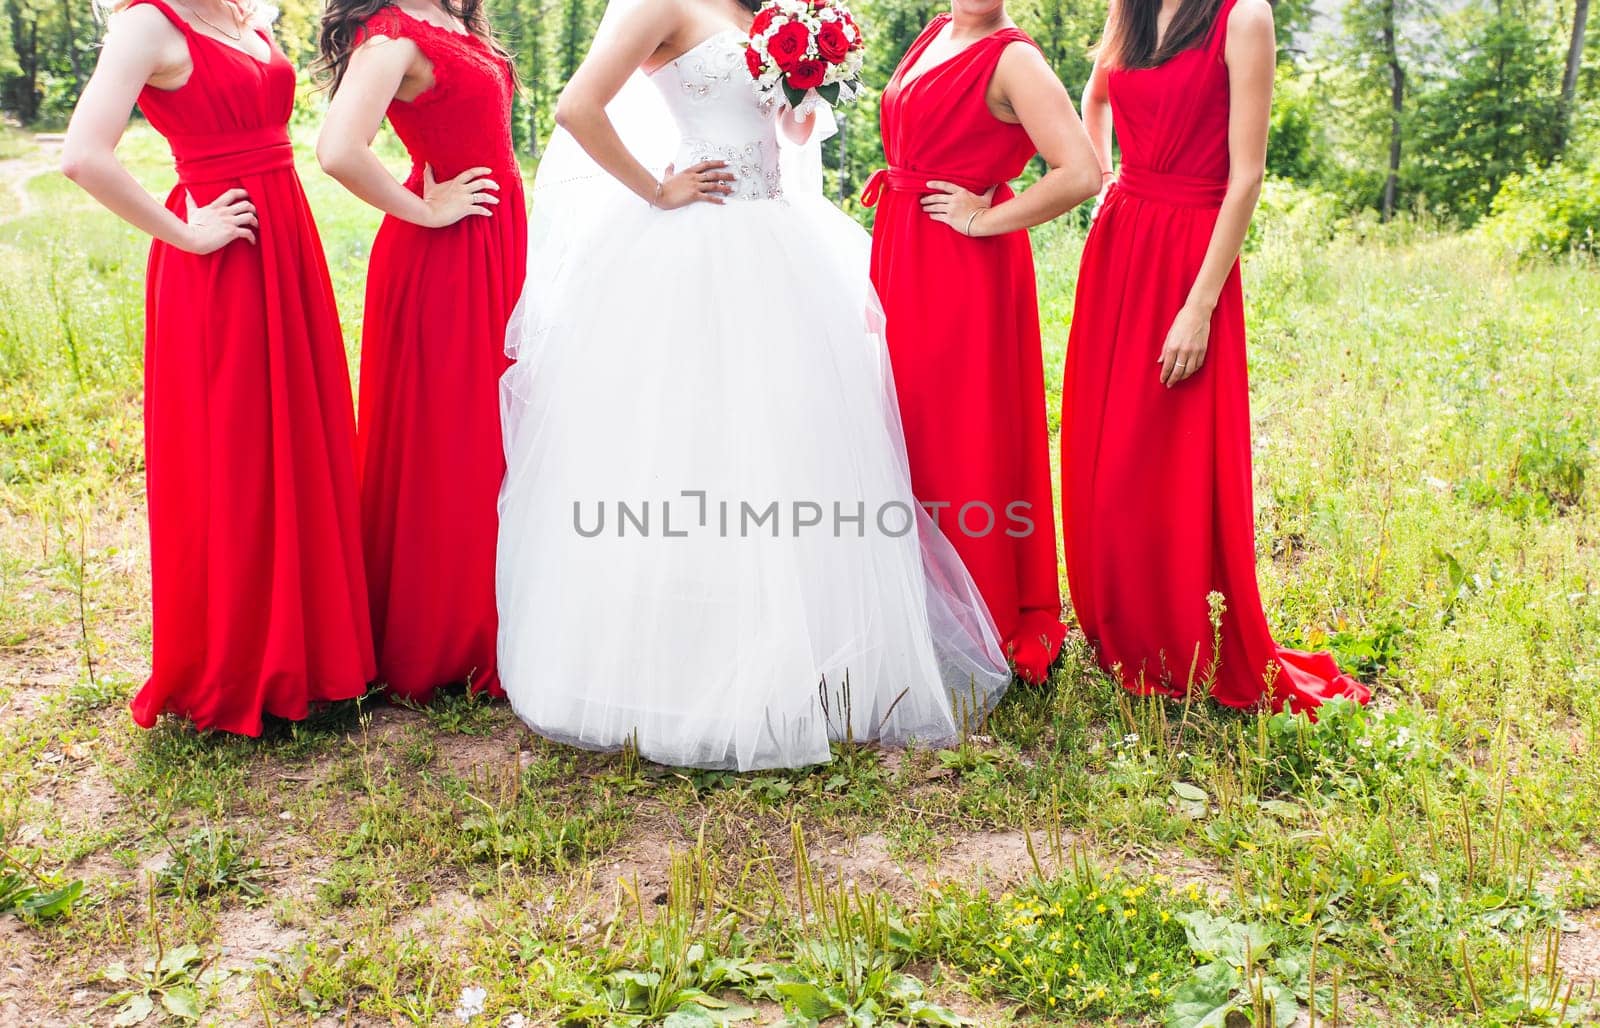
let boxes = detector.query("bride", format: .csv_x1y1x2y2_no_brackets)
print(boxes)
497,0,1012,770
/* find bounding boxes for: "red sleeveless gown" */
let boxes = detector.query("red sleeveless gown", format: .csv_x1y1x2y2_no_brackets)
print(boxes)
353,7,526,702
126,0,374,735
1061,0,1371,713
867,16,1067,682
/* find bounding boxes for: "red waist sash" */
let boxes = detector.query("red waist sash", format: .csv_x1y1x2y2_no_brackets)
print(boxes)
169,124,295,185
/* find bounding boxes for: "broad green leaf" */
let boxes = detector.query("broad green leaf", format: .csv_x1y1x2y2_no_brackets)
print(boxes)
1173,782,1208,802
112,994,154,1027
817,82,841,105
881,972,924,1005
19,880,83,919
157,943,201,976
663,1007,720,1028
1165,961,1243,1028
1177,911,1275,965
776,981,844,1019
1258,977,1301,1027
903,999,970,1025
160,985,202,1020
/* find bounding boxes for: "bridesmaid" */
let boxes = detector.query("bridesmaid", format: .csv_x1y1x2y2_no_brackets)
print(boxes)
60,0,374,734
316,0,525,702
866,0,1100,682
1062,0,1371,711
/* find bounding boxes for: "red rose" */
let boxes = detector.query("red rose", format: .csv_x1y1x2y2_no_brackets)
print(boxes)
816,21,850,62
744,44,764,78
750,7,777,36
788,58,826,89
767,20,811,71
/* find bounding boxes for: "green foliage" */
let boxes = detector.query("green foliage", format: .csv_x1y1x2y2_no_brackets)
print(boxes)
925,869,1201,1019
1479,159,1600,258
1410,7,1565,223
0,863,84,919
103,942,226,1025
153,825,266,903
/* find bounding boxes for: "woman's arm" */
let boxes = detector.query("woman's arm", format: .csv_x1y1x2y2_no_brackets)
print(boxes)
920,42,1102,238
1081,55,1115,202
553,0,732,208
60,7,257,254
1157,0,1273,387
316,34,499,227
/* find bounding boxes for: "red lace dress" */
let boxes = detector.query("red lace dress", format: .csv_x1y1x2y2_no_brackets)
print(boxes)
867,16,1067,681
126,0,373,735
352,6,527,701
1061,0,1372,713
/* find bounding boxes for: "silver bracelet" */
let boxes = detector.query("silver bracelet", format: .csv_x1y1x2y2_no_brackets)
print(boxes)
651,180,664,208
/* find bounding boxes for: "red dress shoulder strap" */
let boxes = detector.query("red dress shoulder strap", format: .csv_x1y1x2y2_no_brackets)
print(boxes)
353,5,412,47
1204,0,1244,55
122,0,196,34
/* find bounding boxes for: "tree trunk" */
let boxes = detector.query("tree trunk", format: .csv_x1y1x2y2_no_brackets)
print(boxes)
1559,0,1590,150
1382,0,1403,221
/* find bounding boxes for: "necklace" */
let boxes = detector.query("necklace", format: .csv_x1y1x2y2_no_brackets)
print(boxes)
180,0,245,41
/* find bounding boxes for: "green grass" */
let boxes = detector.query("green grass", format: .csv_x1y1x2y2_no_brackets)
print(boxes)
0,125,1598,1025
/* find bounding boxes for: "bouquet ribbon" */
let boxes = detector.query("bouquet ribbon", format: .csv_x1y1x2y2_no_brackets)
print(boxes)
860,167,995,208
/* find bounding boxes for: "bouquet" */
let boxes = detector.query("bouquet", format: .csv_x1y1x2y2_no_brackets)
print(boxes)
742,0,866,116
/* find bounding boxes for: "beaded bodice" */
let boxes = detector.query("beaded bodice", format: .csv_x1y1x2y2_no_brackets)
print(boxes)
650,29,782,202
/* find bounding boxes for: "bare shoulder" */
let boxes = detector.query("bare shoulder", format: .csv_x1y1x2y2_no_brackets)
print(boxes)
994,37,1055,82
1227,0,1275,39
101,3,189,73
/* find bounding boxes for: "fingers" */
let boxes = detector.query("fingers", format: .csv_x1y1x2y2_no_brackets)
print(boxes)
234,225,257,245
453,166,493,185
1160,346,1205,387
467,204,493,218
1158,346,1179,387
209,187,249,208
424,163,437,188
688,160,729,174
924,180,961,195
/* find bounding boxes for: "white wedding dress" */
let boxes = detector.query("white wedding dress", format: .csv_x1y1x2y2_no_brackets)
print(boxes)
497,24,1011,770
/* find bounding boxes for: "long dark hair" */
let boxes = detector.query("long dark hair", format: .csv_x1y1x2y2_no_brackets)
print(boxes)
1095,0,1225,70
318,0,517,92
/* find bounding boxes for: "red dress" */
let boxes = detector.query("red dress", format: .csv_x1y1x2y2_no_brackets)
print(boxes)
867,16,1066,682
353,6,526,702
1061,0,1371,713
126,0,374,735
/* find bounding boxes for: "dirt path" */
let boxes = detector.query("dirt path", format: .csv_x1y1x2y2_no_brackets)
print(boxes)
0,132,63,227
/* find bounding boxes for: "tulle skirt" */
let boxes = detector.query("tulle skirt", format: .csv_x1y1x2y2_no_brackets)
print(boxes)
497,193,1011,770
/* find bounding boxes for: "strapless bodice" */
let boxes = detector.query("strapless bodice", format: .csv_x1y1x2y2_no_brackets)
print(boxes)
650,29,782,202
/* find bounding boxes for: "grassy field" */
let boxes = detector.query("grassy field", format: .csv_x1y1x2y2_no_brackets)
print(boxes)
1,122,1598,1026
